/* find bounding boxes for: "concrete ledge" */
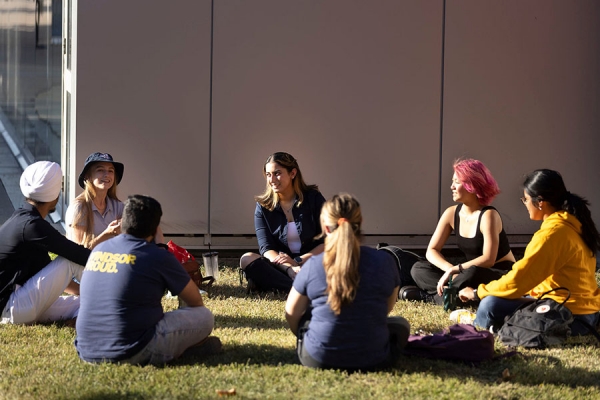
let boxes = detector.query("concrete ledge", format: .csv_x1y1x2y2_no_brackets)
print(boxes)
165,233,534,253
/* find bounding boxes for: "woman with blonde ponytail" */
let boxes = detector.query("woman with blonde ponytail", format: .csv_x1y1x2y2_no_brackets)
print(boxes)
285,193,410,371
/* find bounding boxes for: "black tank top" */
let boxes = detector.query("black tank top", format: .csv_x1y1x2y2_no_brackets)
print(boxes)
454,204,511,263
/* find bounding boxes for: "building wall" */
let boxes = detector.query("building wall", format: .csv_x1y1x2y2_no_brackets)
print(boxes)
72,0,600,249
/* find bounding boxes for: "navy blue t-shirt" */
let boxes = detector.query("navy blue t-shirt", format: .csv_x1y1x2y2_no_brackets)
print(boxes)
75,234,190,362
293,246,400,368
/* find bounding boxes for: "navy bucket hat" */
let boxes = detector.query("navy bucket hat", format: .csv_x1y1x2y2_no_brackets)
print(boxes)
78,152,125,189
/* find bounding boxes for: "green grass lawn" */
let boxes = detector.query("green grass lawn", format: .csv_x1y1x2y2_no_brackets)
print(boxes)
1,264,599,399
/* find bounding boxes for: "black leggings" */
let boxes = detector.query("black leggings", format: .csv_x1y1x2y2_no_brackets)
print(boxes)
243,257,293,292
411,260,513,303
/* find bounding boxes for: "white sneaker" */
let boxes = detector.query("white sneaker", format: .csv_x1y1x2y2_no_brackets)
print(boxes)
449,309,476,325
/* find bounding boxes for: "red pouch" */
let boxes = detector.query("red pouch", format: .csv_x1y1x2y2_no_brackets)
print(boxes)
167,240,214,290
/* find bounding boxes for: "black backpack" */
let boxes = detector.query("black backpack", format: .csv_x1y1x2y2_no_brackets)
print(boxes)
376,244,422,289
497,287,574,348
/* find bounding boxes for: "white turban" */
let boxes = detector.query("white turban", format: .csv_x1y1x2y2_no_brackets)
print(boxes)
20,161,63,202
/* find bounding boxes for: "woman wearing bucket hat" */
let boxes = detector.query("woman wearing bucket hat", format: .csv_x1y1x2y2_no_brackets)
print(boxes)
65,152,125,248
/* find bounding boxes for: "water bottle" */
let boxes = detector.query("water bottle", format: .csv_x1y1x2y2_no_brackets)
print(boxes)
443,276,459,312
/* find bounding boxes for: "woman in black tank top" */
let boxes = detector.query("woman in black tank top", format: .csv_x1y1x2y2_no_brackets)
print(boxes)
402,159,516,305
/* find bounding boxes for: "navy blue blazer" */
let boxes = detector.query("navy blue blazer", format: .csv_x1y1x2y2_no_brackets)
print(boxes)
254,189,325,257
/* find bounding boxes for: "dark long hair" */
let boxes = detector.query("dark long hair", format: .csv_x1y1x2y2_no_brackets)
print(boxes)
524,169,600,254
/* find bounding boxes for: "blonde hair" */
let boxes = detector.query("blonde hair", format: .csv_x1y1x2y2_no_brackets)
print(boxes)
71,173,119,248
320,193,362,315
255,152,318,211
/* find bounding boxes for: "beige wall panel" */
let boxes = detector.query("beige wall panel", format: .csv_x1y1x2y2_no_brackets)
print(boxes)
75,1,212,234
211,0,444,235
443,1,600,234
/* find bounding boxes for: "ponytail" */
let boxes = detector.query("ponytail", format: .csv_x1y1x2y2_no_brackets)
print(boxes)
563,192,600,254
320,193,362,315
524,169,600,255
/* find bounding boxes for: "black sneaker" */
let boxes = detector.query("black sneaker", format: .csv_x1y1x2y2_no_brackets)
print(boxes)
181,336,222,359
399,286,435,303
246,278,258,294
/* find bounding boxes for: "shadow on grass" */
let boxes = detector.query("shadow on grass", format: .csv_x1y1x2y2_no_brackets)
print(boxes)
167,342,600,389
398,351,600,388
171,342,298,367
216,314,288,330
207,283,289,301
76,393,146,400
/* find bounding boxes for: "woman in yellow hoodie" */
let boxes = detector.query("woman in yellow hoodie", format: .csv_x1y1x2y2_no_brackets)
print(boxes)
458,169,600,335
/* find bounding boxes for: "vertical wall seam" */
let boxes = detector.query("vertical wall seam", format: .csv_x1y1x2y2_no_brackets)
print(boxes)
437,0,447,218
207,0,215,243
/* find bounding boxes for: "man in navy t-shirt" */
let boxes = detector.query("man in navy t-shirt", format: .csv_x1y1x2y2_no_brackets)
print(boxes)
75,195,220,365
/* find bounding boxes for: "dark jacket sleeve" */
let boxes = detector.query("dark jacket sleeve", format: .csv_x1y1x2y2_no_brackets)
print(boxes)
254,190,326,257
24,218,91,266
254,203,278,256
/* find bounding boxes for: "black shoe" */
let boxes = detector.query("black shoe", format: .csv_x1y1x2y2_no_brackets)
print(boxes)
399,286,435,303
240,267,258,293
246,278,258,294
181,336,223,359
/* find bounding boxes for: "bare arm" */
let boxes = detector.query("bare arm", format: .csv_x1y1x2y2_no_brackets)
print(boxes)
435,209,511,296
67,223,86,244
67,219,121,249
154,226,165,244
425,206,456,272
288,243,325,276
298,243,324,264
178,280,204,307
285,287,310,335
459,286,477,302
267,243,325,278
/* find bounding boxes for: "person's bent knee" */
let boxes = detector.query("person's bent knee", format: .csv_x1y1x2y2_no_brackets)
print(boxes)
240,252,260,270
474,296,495,327
410,261,435,280
164,305,215,332
190,305,215,332
475,295,519,330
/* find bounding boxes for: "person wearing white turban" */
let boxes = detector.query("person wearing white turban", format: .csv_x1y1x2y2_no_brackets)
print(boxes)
0,161,90,325
19,161,63,203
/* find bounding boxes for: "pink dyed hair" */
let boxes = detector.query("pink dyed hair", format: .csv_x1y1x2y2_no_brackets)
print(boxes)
453,159,500,206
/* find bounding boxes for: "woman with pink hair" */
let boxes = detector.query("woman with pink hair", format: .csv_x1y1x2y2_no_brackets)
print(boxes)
401,159,516,305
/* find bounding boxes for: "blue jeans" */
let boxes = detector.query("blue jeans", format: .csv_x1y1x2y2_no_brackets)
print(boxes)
476,295,600,336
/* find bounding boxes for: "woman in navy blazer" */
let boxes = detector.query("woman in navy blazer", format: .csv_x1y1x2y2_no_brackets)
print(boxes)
240,152,325,292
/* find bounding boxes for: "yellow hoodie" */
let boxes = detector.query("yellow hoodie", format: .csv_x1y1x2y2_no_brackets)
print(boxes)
478,211,600,315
